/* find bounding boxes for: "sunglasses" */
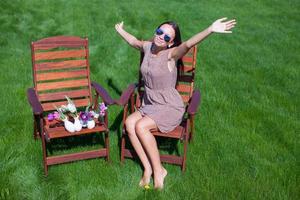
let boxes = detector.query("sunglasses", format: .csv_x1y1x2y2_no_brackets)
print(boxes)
155,28,171,42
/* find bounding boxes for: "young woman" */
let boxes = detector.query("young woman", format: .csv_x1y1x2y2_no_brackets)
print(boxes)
115,17,236,189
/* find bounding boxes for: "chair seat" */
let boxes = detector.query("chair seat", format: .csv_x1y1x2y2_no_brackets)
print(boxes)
44,117,108,140
151,125,185,139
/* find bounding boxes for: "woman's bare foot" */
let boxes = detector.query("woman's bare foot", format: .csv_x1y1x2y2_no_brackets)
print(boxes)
154,167,167,189
139,169,152,187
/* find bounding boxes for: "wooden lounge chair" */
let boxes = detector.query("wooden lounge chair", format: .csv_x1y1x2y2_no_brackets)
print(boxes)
116,46,201,171
27,36,114,175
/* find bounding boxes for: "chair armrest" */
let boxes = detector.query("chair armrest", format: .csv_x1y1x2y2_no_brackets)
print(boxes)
187,89,201,115
114,83,136,106
91,82,115,105
27,88,43,115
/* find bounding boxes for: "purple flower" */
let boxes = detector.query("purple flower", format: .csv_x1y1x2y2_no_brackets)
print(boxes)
99,111,105,117
47,113,54,121
99,103,107,116
79,111,93,122
53,111,60,120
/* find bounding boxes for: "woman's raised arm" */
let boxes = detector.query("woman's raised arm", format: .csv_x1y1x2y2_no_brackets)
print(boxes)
171,18,236,60
115,21,144,50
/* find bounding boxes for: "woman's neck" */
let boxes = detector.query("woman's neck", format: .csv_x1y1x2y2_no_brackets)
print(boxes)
151,43,167,55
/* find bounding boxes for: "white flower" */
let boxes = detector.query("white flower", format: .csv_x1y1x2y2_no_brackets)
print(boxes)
67,103,77,113
65,96,77,113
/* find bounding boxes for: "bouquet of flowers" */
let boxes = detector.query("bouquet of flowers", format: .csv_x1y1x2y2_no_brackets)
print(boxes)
52,96,107,132
51,96,81,133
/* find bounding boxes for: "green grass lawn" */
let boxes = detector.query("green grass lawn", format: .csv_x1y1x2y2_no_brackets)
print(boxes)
0,0,299,199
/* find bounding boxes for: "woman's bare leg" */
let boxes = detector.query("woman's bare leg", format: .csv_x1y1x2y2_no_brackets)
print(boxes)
135,116,168,189
125,111,152,186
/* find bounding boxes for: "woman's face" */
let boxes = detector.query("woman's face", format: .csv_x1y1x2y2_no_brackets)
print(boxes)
154,24,175,47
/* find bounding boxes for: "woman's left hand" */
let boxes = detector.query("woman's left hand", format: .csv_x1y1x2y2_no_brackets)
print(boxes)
211,18,236,33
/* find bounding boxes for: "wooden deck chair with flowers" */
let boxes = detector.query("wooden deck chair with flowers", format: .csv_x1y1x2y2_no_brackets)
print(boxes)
27,36,114,175
116,46,201,172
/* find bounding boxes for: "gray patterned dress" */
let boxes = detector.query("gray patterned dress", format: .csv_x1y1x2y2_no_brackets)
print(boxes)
138,42,185,133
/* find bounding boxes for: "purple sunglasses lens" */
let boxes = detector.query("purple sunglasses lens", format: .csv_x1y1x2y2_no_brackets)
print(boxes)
156,28,163,35
155,28,171,42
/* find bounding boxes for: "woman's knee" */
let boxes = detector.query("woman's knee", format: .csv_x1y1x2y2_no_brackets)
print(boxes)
125,117,135,134
135,120,148,134
125,112,142,135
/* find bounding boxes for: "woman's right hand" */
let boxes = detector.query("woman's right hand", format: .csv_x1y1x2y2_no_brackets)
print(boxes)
115,21,124,33
114,21,143,50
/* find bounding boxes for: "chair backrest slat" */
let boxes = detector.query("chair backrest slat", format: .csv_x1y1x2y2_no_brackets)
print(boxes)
33,36,86,50
31,36,92,112
180,95,190,103
181,65,194,73
35,49,86,61
41,98,90,111
182,56,194,63
38,89,90,102
176,84,192,93
36,79,89,91
176,46,197,104
36,69,88,81
36,60,87,71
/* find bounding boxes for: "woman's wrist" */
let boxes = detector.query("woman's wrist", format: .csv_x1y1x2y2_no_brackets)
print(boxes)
116,28,123,34
208,25,214,34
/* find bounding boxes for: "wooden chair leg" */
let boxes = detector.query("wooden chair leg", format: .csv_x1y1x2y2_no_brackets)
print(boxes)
130,94,135,113
105,132,110,162
33,119,38,140
121,105,128,163
189,116,194,142
181,135,188,172
39,119,48,176
33,115,40,140
120,133,126,163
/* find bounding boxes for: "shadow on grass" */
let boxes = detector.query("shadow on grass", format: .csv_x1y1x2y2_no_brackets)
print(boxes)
47,133,106,155
107,77,122,96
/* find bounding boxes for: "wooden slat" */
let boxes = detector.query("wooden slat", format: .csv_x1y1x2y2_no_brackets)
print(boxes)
34,44,84,50
36,69,88,81
123,149,183,165
34,36,85,44
46,125,107,138
41,98,90,111
46,149,107,165
45,123,107,139
182,56,193,63
44,116,107,138
36,79,89,91
36,60,86,71
182,65,195,72
39,89,90,101
33,36,86,50
35,49,86,61
152,126,184,139
176,84,192,93
160,155,183,165
181,95,190,103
